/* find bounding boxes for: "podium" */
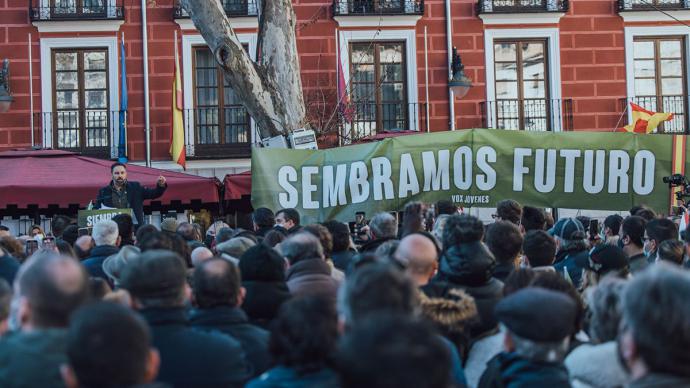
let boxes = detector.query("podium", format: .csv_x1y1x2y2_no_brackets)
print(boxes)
78,208,133,228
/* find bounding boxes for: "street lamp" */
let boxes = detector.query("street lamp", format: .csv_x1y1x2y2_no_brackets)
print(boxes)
0,59,14,113
448,47,472,99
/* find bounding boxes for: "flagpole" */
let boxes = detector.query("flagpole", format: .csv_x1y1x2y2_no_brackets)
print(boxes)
336,27,342,147
613,101,629,131
122,31,128,160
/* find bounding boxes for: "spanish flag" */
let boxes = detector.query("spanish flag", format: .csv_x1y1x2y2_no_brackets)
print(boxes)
617,102,674,134
171,34,186,170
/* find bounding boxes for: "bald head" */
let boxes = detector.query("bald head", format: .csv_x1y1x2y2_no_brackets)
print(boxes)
396,234,438,286
17,253,88,329
191,247,214,267
193,258,242,308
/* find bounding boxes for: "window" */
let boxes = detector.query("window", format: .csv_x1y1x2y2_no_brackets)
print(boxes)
633,37,686,133
193,47,250,152
51,0,106,17
493,39,550,131
52,48,110,152
349,41,407,136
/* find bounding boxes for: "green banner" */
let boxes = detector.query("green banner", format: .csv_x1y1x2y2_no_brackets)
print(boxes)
251,129,677,223
78,208,133,228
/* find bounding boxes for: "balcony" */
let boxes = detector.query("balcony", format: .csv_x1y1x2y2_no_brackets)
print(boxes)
174,0,258,18
181,106,252,158
477,0,568,13
480,98,573,131
620,96,687,134
33,110,121,159
618,0,690,11
30,0,124,21
333,0,424,16
341,102,427,140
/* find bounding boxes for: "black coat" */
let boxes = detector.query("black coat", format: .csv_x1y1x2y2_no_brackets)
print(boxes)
140,307,250,388
434,242,504,338
331,250,355,272
96,181,167,225
82,244,120,282
241,280,292,329
478,352,571,388
190,306,271,377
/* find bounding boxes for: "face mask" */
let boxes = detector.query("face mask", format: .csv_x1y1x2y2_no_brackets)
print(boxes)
643,242,652,257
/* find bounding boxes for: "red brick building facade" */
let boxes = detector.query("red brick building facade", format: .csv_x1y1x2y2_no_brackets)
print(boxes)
0,0,688,177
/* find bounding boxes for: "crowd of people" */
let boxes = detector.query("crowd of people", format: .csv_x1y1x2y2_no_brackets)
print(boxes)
0,198,689,388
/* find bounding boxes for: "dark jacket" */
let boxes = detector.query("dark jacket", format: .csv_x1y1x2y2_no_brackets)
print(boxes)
245,366,340,388
553,248,587,288
96,180,167,225
286,259,340,303
629,373,690,388
190,306,271,377
0,328,67,388
255,226,273,240
241,280,292,329
434,243,504,338
478,352,571,388
82,244,120,281
628,253,649,274
331,249,356,272
358,236,395,254
0,254,20,285
140,307,250,388
492,262,515,283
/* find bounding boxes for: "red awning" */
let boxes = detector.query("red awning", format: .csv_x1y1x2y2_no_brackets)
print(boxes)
0,149,220,208
224,171,251,200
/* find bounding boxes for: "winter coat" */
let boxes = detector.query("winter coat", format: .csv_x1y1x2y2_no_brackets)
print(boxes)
358,236,395,254
140,307,250,387
190,306,271,377
96,180,166,225
241,280,292,329
0,254,20,285
553,248,587,289
465,332,504,388
286,259,340,303
565,342,628,388
0,328,67,388
82,244,120,281
628,253,649,274
628,373,690,388
434,242,504,338
331,250,355,272
246,366,340,388
419,288,478,359
492,262,515,283
478,352,571,388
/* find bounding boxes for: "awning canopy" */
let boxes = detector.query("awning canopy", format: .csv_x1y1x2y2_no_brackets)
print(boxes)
224,171,251,200
0,149,220,209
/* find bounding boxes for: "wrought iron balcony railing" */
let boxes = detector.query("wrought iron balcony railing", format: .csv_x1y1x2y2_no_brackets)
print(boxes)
181,106,252,158
30,0,124,21
174,0,258,18
618,0,690,11
480,98,573,131
340,102,427,140
620,96,688,134
477,0,568,13
333,0,424,16
33,110,121,159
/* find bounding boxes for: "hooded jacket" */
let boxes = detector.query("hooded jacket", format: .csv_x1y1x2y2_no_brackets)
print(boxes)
419,288,478,358
433,242,504,338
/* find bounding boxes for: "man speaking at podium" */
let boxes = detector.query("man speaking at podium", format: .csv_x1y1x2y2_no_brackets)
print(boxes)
96,162,167,226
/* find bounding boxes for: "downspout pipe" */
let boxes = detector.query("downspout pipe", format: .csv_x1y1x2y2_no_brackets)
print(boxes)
142,0,152,166
445,0,455,131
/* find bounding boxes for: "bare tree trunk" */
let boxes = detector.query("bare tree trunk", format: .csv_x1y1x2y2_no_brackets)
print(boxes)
180,0,307,139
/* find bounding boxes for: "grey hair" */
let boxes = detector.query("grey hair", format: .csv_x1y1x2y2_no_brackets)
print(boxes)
502,324,570,363
586,277,627,343
92,220,119,246
370,212,398,239
279,232,324,265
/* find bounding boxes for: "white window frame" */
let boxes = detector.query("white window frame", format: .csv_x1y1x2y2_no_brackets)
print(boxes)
181,33,258,156
483,28,563,131
338,28,420,136
624,25,690,124
39,36,120,156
